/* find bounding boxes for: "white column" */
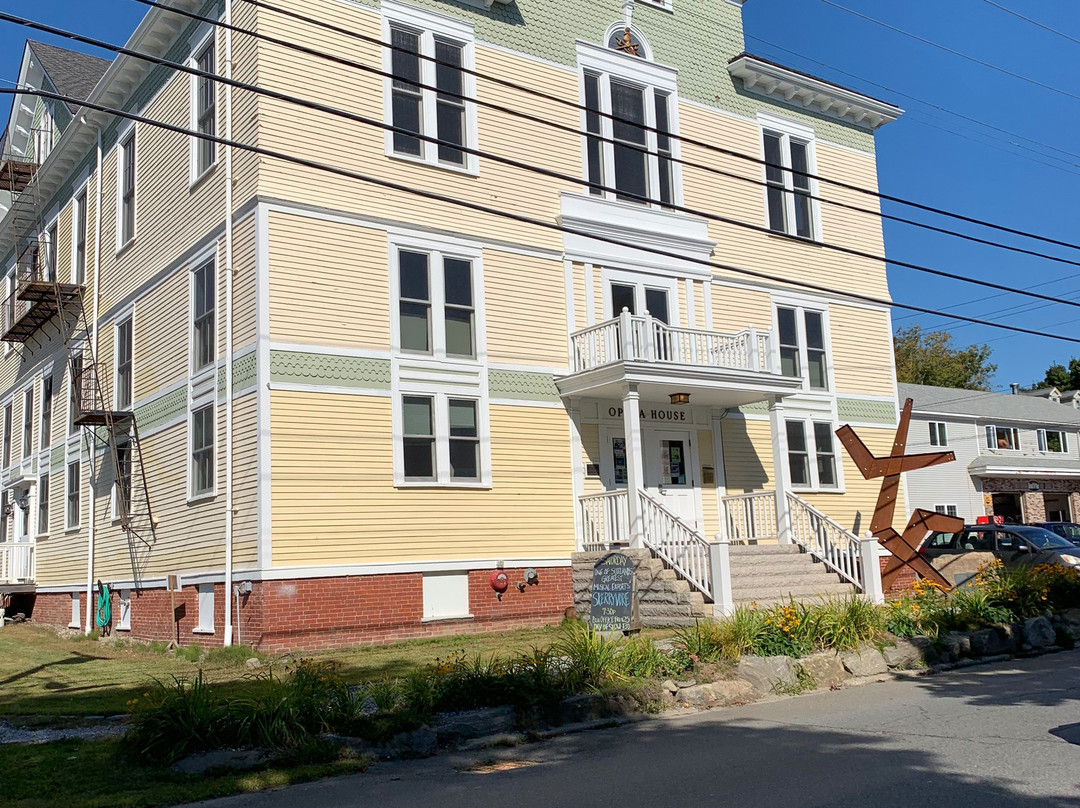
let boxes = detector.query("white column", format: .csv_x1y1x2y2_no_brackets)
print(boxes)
709,539,734,617
859,534,885,605
769,396,793,544
568,397,585,551
710,407,728,541
623,384,645,549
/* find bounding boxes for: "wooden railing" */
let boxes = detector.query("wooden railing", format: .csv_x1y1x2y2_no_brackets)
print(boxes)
569,311,773,375
722,490,779,543
638,489,712,597
0,542,34,584
578,490,627,551
787,493,863,588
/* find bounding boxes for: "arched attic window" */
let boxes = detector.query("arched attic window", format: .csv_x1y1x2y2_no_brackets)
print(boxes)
605,23,651,59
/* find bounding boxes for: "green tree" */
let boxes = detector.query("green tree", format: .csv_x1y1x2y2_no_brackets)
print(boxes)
893,326,996,390
1035,358,1080,391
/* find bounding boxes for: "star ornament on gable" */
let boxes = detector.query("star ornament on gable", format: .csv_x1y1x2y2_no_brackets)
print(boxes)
835,398,961,591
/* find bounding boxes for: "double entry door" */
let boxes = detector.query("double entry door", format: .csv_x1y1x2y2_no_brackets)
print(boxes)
607,427,699,531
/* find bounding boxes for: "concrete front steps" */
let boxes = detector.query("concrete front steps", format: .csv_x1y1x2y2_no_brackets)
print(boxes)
572,549,712,628
729,544,856,607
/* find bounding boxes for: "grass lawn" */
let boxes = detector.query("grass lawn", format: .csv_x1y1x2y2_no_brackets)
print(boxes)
0,738,369,808
1,622,659,718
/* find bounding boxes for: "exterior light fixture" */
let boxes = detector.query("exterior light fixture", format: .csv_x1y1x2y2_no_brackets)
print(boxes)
669,392,690,406
1027,482,1040,492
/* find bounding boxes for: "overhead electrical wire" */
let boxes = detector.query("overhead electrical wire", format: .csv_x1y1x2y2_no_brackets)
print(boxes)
4,84,1080,348
169,0,1080,257
977,0,1080,49
7,11,1080,313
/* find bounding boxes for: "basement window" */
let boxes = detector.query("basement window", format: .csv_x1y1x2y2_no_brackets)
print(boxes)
422,572,471,621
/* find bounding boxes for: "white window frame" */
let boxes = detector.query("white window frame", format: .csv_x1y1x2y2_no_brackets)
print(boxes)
67,348,84,436
21,387,33,462
380,0,478,175
38,368,53,452
772,295,832,392
36,472,49,537
636,0,673,11
69,592,81,629
3,268,12,356
194,583,215,634
188,399,216,501
421,571,472,621
934,504,959,518
2,399,12,469
785,418,842,492
576,39,683,208
41,219,58,282
986,424,1020,451
188,26,218,185
65,460,81,530
110,434,132,522
1038,429,1069,454
115,124,137,252
928,421,948,447
393,391,490,488
189,254,217,376
70,183,89,286
113,311,134,411
117,588,132,631
601,268,680,324
758,112,822,242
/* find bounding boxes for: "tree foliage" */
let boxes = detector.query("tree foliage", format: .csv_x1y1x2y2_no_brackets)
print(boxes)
893,326,996,390
1034,359,1080,391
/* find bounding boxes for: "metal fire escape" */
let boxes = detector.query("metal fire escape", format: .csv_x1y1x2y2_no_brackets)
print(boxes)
0,136,157,565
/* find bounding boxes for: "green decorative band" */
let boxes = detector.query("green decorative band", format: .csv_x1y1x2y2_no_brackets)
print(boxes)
135,388,188,433
487,370,561,403
734,401,769,415
49,445,64,468
232,351,257,392
269,350,391,390
837,398,897,426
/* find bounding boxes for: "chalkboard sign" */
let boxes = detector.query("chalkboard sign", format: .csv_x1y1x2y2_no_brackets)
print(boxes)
590,552,636,633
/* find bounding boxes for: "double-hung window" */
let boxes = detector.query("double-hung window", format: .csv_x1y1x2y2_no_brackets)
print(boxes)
65,461,80,529
73,190,86,285
929,421,948,447
37,473,49,536
115,317,133,410
383,0,476,171
761,115,818,240
43,223,57,281
776,303,828,390
192,35,217,177
192,259,215,372
113,436,132,518
118,130,136,247
395,247,477,359
68,352,83,434
190,404,215,497
579,41,679,207
2,403,11,467
1038,429,1068,453
986,425,1019,451
400,394,483,484
22,389,33,461
935,504,959,518
786,420,839,490
39,376,51,451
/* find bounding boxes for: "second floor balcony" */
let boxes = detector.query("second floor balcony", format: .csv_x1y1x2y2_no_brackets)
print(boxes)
558,309,802,406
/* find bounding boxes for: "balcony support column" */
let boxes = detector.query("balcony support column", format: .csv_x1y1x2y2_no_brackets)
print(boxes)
622,384,645,549
769,395,794,545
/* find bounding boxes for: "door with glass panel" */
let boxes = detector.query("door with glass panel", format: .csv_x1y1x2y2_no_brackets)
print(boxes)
609,281,672,361
644,430,698,528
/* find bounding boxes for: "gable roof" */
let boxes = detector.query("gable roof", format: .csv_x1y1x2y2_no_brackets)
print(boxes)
26,41,112,111
898,383,1080,426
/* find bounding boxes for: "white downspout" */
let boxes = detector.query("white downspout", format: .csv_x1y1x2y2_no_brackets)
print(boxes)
222,3,235,646
84,130,103,634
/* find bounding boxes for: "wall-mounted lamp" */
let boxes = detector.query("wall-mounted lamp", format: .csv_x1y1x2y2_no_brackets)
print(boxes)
669,392,690,406
1027,481,1041,492
15,492,29,510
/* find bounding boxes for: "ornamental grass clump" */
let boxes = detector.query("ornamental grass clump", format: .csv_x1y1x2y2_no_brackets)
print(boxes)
975,560,1051,618
754,602,813,657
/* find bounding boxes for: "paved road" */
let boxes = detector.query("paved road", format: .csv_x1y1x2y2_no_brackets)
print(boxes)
190,652,1080,808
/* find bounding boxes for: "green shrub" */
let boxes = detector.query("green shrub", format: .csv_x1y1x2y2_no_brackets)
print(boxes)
945,588,1014,630
174,644,204,663
552,621,623,691
614,635,688,679
204,644,264,666
673,620,728,663
125,672,225,763
801,596,882,651
712,607,768,661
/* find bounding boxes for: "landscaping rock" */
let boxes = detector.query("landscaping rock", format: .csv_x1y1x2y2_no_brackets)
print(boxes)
942,632,972,660
435,707,515,745
882,637,934,669
172,749,269,775
840,646,888,677
661,679,679,695
382,726,438,759
244,657,262,670
674,679,755,709
798,652,849,689
1023,616,1056,649
558,694,608,724
969,628,1011,657
735,655,797,696
360,696,380,716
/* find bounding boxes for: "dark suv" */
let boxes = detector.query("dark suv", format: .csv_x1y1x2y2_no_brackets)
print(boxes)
1029,522,1080,548
923,524,1080,569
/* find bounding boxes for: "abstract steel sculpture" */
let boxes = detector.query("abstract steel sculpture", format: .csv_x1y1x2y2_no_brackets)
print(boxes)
836,398,963,591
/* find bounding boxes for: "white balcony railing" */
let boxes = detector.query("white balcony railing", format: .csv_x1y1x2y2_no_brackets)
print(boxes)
0,542,35,584
579,490,628,551
570,310,773,374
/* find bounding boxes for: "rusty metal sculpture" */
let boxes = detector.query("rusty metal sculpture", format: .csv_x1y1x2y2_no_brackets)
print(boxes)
836,398,963,591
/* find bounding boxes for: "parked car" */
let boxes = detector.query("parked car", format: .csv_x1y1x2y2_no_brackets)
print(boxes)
922,524,1080,569
1029,522,1080,548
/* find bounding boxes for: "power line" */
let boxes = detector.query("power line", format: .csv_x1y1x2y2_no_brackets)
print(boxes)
5,85,1080,347
8,11,1080,314
214,0,1080,256
119,0,1080,274
978,0,1080,49
819,0,1080,104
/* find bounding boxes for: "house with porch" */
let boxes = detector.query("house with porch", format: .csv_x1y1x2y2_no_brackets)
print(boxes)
0,0,902,649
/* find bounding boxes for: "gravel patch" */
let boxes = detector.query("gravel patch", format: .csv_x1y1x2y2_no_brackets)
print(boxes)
0,718,126,745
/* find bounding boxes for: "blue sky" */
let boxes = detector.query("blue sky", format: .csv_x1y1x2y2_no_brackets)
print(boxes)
1,0,1078,390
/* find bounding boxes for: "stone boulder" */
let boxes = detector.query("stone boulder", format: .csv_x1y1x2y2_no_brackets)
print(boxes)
1023,616,1056,649
942,632,971,660
674,679,755,709
435,706,515,745
172,749,269,775
968,628,1011,657
798,652,849,689
881,637,934,669
840,646,888,677
735,655,798,696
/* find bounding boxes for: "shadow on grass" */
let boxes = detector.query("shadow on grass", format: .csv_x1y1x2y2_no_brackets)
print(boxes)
0,652,98,687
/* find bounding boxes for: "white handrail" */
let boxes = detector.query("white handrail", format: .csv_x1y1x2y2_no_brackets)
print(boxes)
578,490,627,551
786,493,863,589
638,489,712,597
0,542,34,584
722,490,779,543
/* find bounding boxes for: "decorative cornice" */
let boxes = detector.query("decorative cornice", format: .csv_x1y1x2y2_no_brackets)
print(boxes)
728,54,902,131
269,351,391,390
488,370,561,403
837,397,896,426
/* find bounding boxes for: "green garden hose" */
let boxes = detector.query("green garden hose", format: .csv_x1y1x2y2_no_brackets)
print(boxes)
95,583,111,628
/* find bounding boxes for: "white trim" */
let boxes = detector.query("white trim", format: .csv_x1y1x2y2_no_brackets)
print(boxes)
114,123,137,254
758,112,823,242
195,582,215,633
117,588,131,631
784,416,845,494
256,204,272,569
771,294,834,394
64,459,80,531
112,308,135,411
187,23,218,188
601,267,680,325
187,399,217,501
601,22,654,61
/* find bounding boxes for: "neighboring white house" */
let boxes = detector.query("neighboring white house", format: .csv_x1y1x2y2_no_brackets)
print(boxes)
900,383,1080,525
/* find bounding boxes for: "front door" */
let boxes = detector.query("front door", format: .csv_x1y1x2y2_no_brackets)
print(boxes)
644,429,698,529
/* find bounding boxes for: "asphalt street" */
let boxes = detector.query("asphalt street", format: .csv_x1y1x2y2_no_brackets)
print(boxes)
189,651,1080,808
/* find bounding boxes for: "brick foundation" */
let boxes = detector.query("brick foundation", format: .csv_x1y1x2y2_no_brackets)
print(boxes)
881,556,917,595
29,566,573,652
